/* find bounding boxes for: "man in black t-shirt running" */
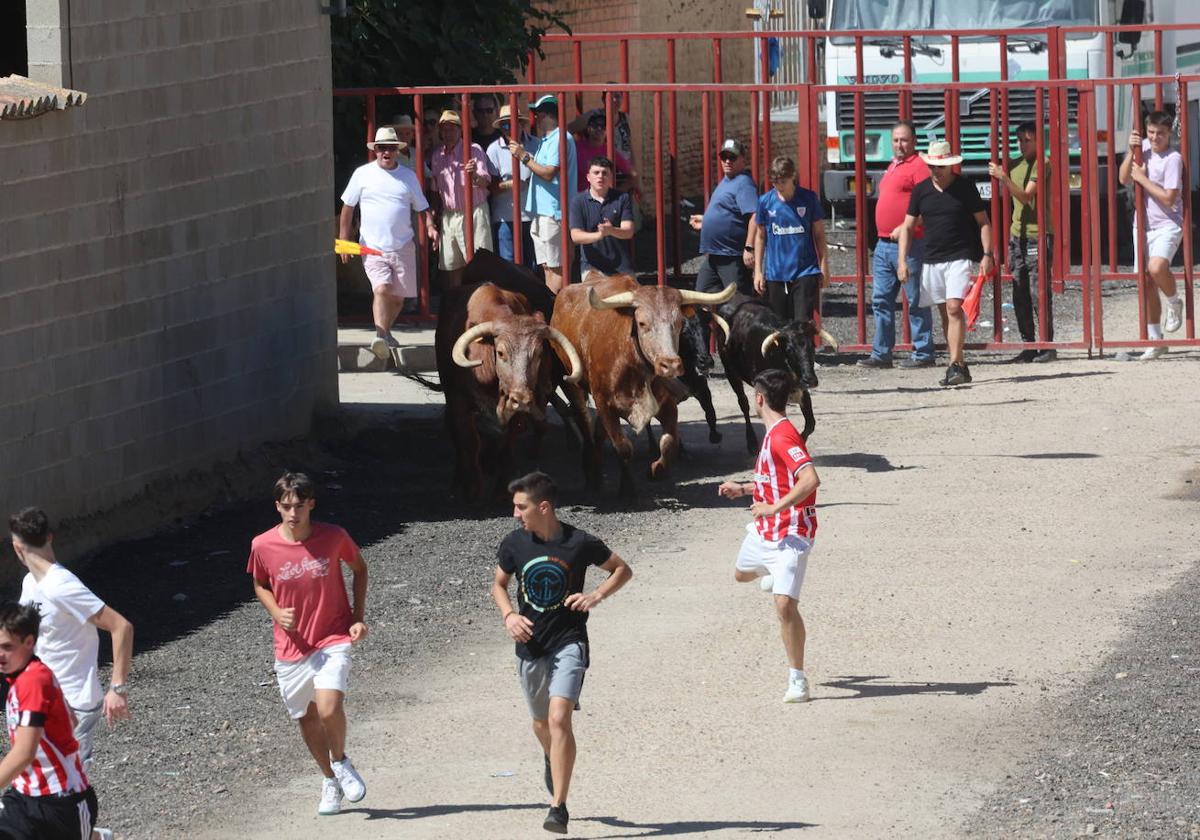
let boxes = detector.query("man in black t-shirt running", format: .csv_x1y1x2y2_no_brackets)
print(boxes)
491,471,632,835
898,141,995,387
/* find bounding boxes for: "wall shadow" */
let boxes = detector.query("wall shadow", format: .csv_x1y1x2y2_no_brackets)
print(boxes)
817,675,1016,700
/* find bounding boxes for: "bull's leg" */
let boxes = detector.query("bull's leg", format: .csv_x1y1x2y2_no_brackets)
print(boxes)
648,396,680,481
448,401,484,501
691,372,722,444
564,383,602,490
723,364,758,454
594,400,636,497
799,389,816,441
549,392,582,451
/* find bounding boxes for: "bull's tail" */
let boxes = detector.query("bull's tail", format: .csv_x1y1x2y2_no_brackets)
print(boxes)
402,371,444,392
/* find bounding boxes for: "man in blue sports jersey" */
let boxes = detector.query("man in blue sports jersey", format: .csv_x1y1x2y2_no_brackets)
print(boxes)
753,156,828,325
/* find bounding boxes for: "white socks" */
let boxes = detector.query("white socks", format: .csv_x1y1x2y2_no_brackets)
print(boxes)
789,668,806,682
1148,324,1163,340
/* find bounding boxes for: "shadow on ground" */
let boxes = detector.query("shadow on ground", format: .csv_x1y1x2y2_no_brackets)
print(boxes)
584,815,818,837
817,675,1016,700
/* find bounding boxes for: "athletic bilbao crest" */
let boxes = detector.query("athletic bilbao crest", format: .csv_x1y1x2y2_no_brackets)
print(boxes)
520,556,569,612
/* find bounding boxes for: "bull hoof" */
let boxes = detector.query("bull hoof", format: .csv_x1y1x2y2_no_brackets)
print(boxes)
708,429,722,444
647,460,669,481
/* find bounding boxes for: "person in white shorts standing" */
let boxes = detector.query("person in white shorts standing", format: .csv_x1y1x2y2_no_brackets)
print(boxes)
9,507,134,768
1120,110,1186,360
339,126,438,361
246,472,369,816
719,369,822,703
898,140,995,387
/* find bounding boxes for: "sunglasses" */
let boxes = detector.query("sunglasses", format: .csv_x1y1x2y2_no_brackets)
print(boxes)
719,153,739,161
423,119,438,126
375,145,400,153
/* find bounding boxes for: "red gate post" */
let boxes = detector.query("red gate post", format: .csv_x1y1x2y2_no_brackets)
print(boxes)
604,90,615,161
413,92,430,318
1035,87,1050,345
1079,86,1095,353
1178,79,1195,339
668,39,682,280
1132,82,1149,340
807,84,821,205
1153,30,1164,111
853,82,867,344
998,35,1011,277
1046,30,1069,294
750,90,760,187
713,39,725,177
989,89,1003,343
654,90,666,286
572,40,584,116
901,36,913,121
702,91,713,204
1090,85,1107,355
559,89,572,286
460,92,475,262
509,91,523,268
759,35,773,172
1105,32,1118,272
527,48,537,85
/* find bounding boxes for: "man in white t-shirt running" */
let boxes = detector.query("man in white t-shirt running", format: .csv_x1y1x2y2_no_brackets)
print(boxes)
339,126,439,360
8,507,135,768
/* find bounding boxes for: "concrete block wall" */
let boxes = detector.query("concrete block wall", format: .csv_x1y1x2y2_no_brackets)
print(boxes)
0,0,337,524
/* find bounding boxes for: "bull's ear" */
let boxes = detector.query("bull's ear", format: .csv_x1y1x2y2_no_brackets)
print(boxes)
681,305,697,318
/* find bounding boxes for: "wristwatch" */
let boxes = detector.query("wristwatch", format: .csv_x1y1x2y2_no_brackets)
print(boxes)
521,154,532,164
111,683,129,697
983,251,994,258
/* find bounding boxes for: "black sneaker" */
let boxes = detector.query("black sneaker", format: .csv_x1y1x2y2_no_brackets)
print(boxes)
939,363,968,387
543,803,569,834
1032,349,1057,363
856,355,893,369
1010,349,1037,364
897,357,935,369
960,362,973,383
543,753,554,795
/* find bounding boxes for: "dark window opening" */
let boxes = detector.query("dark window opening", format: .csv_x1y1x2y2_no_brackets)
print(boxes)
1,3,29,77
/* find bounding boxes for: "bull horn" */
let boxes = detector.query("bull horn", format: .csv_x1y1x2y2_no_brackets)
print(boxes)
760,330,781,358
451,321,496,368
587,287,636,310
678,282,737,306
546,326,585,384
817,327,839,352
711,313,731,342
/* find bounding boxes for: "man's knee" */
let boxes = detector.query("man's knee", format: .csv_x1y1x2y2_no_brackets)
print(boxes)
314,691,344,720
945,299,963,317
547,703,573,733
773,594,799,622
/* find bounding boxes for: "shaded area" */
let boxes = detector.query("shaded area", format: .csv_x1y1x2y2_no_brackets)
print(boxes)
353,802,545,821
1007,452,1101,460
585,815,817,837
815,452,903,473
818,675,1016,700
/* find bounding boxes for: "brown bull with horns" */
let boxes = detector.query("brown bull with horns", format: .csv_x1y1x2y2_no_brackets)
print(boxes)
550,274,736,497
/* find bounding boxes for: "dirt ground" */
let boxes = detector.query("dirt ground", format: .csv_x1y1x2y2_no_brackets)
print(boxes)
170,289,1200,839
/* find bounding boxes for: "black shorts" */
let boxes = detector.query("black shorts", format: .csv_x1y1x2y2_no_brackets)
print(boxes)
0,787,97,840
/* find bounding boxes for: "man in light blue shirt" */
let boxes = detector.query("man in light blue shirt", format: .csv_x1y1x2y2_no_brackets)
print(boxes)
508,95,577,292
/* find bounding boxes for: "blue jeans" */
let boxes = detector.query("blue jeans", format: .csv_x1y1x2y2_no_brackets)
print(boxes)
493,220,536,269
871,239,934,362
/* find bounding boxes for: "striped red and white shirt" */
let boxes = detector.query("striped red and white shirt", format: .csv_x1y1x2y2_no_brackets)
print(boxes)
4,658,89,797
752,418,818,542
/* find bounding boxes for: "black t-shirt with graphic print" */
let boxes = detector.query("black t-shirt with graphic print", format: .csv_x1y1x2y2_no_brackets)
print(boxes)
497,523,612,660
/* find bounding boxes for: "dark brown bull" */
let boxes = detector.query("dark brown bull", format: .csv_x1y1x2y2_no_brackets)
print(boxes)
550,274,735,496
436,281,583,501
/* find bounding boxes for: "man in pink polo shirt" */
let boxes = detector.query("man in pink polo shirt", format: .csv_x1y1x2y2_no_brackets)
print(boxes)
431,109,492,290
859,121,936,369
247,472,369,817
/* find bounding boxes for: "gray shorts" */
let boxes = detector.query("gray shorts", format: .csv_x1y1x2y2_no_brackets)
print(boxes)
517,641,588,720
71,702,104,767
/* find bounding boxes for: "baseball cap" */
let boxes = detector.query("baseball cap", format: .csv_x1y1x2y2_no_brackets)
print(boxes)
530,94,559,112
719,138,745,158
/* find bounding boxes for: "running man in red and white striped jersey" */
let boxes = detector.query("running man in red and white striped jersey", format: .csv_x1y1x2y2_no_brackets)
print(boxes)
719,369,821,703
0,602,107,840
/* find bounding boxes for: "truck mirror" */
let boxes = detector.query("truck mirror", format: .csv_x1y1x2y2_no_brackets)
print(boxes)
807,0,826,19
1118,0,1145,49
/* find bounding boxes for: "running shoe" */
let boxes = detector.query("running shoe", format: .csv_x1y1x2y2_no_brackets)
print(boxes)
1165,298,1183,333
1032,349,1057,363
1139,345,1168,361
543,803,570,834
94,831,115,840
332,755,366,802
318,777,343,816
898,357,936,369
783,673,812,703
544,753,554,795
939,362,968,387
1009,349,1038,364
384,331,402,348
856,355,893,369
369,336,389,360
759,573,775,592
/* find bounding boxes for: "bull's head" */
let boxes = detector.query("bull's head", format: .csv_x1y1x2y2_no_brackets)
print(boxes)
587,283,735,378
760,321,838,391
451,315,583,424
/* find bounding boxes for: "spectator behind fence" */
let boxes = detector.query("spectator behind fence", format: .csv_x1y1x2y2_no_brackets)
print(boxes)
570,156,635,278
989,121,1056,363
898,140,995,388
390,115,419,171
340,127,437,359
568,110,634,193
471,93,503,151
859,121,936,370
754,156,828,328
431,109,492,290
486,105,538,269
690,138,758,297
509,95,577,293
421,107,440,154
1119,109,1185,360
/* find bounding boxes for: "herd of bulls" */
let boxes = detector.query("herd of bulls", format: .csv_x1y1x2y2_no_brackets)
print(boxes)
413,250,838,501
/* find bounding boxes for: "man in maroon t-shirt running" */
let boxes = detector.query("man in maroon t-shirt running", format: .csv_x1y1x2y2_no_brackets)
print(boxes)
247,472,369,817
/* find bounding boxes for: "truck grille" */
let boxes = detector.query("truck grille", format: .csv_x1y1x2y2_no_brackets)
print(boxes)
836,88,1079,131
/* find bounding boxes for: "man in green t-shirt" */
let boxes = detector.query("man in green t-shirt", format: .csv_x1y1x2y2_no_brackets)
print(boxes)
988,121,1055,363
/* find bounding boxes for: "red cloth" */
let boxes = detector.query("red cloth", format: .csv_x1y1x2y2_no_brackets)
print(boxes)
246,523,358,662
875,154,931,239
963,269,989,330
752,418,818,542
5,659,89,796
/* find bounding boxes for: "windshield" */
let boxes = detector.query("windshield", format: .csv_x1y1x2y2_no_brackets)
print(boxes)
830,0,1097,33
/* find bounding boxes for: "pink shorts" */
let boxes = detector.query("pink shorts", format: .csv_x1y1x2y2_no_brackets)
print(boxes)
363,242,417,298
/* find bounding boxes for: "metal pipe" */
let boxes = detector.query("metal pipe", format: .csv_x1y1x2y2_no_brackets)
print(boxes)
1132,84,1148,340
559,89,571,286
713,40,725,158
702,91,712,204
1035,88,1048,345
1105,32,1117,272
1178,78,1195,339
572,40,584,116
989,88,1002,344
654,90,665,285
413,92,430,319
509,90,523,268
668,38,682,281
461,92,475,262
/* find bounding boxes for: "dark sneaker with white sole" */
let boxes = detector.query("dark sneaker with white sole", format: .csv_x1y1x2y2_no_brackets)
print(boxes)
939,362,970,387
544,803,569,834
1010,349,1038,364
856,355,893,369
1032,349,1057,363
898,357,935,369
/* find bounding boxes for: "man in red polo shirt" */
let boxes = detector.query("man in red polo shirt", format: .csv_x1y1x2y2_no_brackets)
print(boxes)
859,121,936,369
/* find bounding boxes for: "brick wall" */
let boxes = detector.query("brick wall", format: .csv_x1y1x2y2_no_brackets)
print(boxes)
0,0,337,523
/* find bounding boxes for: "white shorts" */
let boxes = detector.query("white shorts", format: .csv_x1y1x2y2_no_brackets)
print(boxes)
735,523,812,600
1133,223,1183,264
363,242,417,298
274,642,352,719
439,205,493,271
530,214,564,268
919,258,974,306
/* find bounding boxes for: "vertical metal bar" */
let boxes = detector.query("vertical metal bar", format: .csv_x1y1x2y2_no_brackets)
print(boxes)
713,39,725,160
527,48,537,85
366,95,377,161
805,33,817,84
999,35,1011,274
760,35,772,172
1079,87,1094,352
1035,88,1048,344
795,86,809,190
1090,86,1105,354
1105,34,1117,272
901,35,913,121
702,91,713,205
808,82,821,196
572,40,584,116
509,91,523,268
750,90,760,188
949,36,960,153
413,92,430,318
620,39,630,89
461,92,475,262
654,90,665,286
1178,79,1195,339
560,89,571,286
990,89,1003,343
668,39,681,281
1153,29,1164,111
605,90,615,161
1132,84,1148,340
854,83,867,344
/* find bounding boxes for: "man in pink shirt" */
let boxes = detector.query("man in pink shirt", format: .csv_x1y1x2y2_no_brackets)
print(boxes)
570,111,634,193
247,472,369,816
859,121,936,369
431,109,492,290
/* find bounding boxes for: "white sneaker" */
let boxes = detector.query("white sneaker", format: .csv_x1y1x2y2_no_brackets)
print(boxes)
1165,298,1183,333
332,755,366,803
369,336,389,360
318,777,343,816
94,830,115,840
759,574,775,592
1139,345,1168,361
783,673,812,703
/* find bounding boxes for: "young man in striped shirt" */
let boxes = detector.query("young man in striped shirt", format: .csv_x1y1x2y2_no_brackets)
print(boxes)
0,602,108,840
719,369,822,703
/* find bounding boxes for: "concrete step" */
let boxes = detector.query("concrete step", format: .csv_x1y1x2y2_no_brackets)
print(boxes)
337,327,437,374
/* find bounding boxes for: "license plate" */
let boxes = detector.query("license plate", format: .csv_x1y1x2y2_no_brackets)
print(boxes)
977,181,992,200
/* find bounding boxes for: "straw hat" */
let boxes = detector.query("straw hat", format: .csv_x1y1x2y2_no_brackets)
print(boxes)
493,104,530,129
437,109,462,126
367,126,406,150
920,140,963,167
